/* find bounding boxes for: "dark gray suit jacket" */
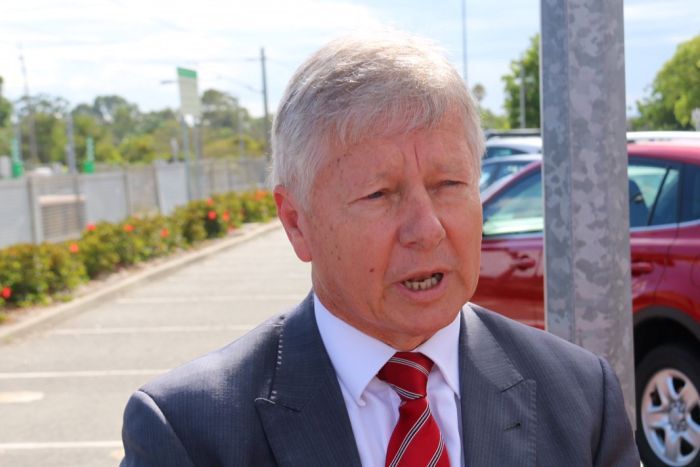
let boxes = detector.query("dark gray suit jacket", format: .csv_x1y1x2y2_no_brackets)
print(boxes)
121,295,640,466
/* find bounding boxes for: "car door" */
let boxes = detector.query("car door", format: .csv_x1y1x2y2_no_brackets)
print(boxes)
658,161,700,318
474,170,545,328
628,158,680,310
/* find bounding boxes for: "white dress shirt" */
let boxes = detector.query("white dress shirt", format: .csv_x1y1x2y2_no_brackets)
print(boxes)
314,294,463,467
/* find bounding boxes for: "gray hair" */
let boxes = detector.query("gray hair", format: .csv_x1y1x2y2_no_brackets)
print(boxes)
271,30,484,206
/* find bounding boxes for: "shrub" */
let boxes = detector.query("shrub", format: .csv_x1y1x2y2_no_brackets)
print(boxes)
47,242,88,294
240,189,275,222
0,244,52,306
0,189,274,311
78,222,121,278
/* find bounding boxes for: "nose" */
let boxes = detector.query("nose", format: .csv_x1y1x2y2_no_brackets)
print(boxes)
398,189,446,250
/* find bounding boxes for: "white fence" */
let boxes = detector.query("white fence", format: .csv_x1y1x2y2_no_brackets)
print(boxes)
0,157,268,248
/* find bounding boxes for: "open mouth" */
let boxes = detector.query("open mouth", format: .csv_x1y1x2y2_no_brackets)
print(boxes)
402,273,444,291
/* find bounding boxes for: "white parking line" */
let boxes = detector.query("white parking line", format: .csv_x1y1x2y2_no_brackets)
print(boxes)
116,295,303,304
48,324,256,335
0,369,167,379
0,441,122,450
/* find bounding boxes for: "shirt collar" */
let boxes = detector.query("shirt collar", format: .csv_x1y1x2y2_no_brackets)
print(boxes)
313,293,462,406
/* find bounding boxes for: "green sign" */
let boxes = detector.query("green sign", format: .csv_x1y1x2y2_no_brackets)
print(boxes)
177,67,200,118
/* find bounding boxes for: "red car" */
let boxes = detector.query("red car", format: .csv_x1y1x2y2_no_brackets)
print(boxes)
473,142,700,467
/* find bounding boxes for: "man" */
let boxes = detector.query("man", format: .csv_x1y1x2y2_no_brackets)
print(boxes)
121,32,640,466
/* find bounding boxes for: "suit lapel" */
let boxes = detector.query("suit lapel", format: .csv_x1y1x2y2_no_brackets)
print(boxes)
254,294,362,467
459,305,537,467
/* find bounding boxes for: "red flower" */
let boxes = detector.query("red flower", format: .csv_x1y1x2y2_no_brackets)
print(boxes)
207,211,217,220
1,287,11,300
222,212,230,222
160,228,170,238
254,190,267,201
124,224,134,233
85,223,96,232
206,197,214,206
69,243,80,254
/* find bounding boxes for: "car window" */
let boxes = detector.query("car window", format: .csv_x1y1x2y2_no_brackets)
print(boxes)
483,172,543,236
479,164,499,191
649,167,679,225
499,161,529,179
484,146,527,159
681,163,700,222
628,164,668,227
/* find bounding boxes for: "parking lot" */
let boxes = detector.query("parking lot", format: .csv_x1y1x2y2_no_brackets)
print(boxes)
0,226,310,466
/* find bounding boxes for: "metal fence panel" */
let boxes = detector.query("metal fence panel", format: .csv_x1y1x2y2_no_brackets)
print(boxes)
155,163,188,215
0,179,33,248
81,172,129,224
33,175,84,243
0,157,268,248
210,160,230,194
126,167,159,215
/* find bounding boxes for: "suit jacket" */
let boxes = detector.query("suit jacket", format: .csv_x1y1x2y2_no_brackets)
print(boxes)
120,294,640,466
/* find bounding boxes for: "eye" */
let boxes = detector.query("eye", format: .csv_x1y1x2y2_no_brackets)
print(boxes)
366,190,385,200
441,180,463,187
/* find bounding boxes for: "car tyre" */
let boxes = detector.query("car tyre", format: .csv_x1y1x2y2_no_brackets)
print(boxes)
636,344,700,467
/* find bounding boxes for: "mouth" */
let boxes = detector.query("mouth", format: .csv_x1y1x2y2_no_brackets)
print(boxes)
402,272,444,291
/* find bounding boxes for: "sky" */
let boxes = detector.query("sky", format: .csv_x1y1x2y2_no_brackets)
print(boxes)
0,0,698,119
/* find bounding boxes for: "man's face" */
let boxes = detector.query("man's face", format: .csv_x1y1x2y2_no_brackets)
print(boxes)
276,113,482,350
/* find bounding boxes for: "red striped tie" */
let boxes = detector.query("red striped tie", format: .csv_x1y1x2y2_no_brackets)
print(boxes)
378,352,450,467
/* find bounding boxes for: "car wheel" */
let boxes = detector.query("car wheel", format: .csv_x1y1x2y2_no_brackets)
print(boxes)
636,344,700,467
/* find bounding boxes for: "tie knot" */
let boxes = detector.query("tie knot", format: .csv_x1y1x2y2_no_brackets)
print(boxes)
378,352,434,400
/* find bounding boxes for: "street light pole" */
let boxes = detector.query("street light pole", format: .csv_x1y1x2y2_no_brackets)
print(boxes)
260,47,270,158
461,0,468,82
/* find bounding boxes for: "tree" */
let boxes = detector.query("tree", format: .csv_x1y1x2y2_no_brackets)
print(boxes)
631,34,700,130
201,89,240,129
0,76,12,156
471,83,509,130
0,76,11,129
15,94,69,164
502,34,540,129
118,134,159,164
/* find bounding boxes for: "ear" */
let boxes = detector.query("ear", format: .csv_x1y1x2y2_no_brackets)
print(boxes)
274,185,312,262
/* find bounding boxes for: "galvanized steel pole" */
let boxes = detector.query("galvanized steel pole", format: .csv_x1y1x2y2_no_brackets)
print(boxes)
541,0,635,426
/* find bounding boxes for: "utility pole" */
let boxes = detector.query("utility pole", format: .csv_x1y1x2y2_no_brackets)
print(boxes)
65,112,77,173
18,45,39,168
180,115,193,201
461,0,468,82
260,47,270,159
519,60,526,128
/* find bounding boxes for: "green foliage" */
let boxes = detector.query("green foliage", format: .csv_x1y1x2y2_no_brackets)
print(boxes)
631,34,700,130
502,34,540,129
480,108,510,130
8,86,267,167
78,223,122,278
118,134,160,164
0,76,11,129
46,243,87,294
0,243,83,306
15,94,69,164
240,189,276,222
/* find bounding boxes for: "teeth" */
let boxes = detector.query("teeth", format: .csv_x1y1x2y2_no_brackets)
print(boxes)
403,273,442,291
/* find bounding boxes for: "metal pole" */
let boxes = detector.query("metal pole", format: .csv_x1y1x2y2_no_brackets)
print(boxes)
238,103,245,157
461,0,468,82
66,112,77,174
541,0,634,425
11,115,24,178
260,47,270,159
18,46,39,168
180,115,193,201
519,61,526,129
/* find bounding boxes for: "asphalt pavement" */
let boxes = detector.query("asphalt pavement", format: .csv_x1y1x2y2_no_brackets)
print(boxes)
0,225,310,467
